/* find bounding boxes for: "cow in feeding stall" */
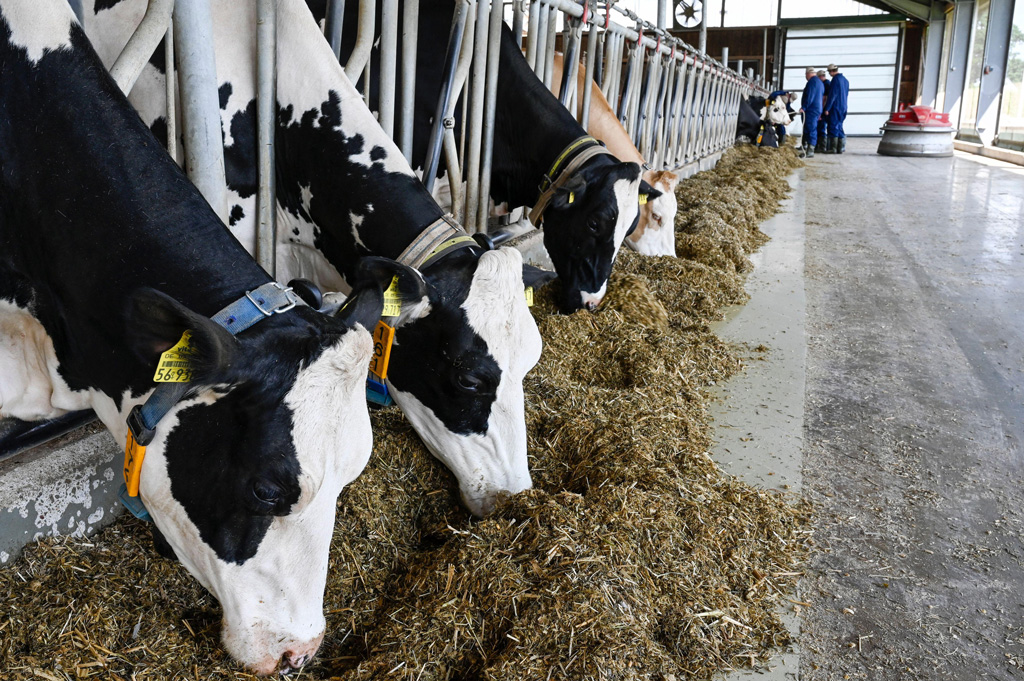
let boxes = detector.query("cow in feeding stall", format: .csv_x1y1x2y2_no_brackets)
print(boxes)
736,94,791,148
317,0,648,313
84,0,553,518
549,53,678,257
0,0,423,673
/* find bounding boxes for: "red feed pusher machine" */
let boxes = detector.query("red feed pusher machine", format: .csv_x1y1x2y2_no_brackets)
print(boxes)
877,105,955,157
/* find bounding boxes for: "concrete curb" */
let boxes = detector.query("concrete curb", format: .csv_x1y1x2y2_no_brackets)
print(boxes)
0,421,123,565
709,169,806,680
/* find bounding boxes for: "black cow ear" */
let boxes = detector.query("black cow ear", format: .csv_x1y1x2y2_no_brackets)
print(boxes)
523,263,557,290
548,174,588,212
125,288,238,380
638,179,663,203
332,285,384,332
354,256,429,327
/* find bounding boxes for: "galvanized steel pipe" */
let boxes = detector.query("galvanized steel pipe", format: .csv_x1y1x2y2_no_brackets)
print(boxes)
580,19,598,128
345,0,376,82
513,0,525,48
173,0,228,223
379,0,399,138
558,20,581,106
542,4,557,89
324,0,346,60
476,0,505,231
110,0,174,94
399,0,419,160
526,0,542,71
423,0,470,194
256,0,277,275
164,18,177,161
464,0,491,232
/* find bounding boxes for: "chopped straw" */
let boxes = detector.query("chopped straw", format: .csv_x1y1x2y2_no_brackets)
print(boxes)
0,144,808,680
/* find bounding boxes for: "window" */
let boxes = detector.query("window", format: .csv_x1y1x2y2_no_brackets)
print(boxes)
958,0,991,141
995,1,1024,150
935,6,955,112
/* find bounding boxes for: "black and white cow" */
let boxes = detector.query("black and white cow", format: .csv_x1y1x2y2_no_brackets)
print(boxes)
736,94,790,148
84,0,552,517
318,0,645,313
736,95,761,142
0,0,420,673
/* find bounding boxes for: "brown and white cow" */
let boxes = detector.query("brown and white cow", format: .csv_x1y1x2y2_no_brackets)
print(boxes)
551,53,680,257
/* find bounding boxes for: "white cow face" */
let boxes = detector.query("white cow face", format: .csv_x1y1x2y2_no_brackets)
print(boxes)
629,170,680,257
114,285,386,676
762,98,792,126
385,248,551,516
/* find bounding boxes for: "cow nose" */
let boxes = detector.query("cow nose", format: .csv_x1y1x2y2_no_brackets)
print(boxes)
584,299,599,311
279,651,309,675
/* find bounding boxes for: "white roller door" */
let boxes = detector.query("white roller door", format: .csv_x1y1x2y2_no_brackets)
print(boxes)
781,24,901,136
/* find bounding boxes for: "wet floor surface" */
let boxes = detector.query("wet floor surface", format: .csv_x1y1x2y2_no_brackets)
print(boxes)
799,139,1024,680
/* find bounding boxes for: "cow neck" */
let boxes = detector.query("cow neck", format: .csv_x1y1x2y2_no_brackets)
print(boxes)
529,137,613,226
490,24,599,210
395,213,477,271
0,22,272,401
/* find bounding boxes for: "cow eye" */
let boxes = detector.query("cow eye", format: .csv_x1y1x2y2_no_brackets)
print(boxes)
252,480,283,506
456,372,487,393
653,213,662,224
587,217,600,235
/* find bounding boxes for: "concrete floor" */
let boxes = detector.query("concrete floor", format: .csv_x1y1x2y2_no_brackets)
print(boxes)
713,138,1024,680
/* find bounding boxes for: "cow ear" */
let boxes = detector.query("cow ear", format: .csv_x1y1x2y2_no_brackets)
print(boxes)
332,285,384,332
523,263,557,291
662,171,680,191
638,179,663,203
353,256,430,327
548,174,588,212
126,288,238,380
323,256,431,330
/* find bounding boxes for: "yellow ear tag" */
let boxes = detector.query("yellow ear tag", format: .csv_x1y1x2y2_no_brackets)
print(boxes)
568,191,574,204
524,286,534,307
154,330,195,383
123,431,145,497
638,194,648,206
382,276,402,317
368,320,395,381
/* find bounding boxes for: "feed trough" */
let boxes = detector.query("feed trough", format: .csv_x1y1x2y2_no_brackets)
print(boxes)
877,105,954,157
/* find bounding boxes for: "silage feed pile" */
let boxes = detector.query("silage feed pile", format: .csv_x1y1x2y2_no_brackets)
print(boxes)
0,145,807,680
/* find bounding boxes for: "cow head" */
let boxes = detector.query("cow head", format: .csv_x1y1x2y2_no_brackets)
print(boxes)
123,261,420,675
379,247,554,517
761,98,792,126
540,158,642,313
628,170,680,257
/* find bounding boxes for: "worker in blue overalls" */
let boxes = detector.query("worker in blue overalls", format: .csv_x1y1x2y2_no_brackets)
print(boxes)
799,66,824,158
769,89,795,144
815,70,830,154
824,63,850,154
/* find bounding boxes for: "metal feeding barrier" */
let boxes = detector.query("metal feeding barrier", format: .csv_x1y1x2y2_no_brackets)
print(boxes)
0,0,764,460
328,0,766,233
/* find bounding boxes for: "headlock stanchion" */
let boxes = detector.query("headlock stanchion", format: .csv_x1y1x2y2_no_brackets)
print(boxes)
326,0,768,232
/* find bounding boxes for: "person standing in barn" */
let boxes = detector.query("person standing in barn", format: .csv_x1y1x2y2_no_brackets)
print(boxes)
815,70,831,154
824,63,850,154
799,67,824,158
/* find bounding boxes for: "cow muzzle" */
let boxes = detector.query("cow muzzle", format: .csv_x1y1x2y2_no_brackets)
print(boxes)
223,621,325,676
580,289,605,312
